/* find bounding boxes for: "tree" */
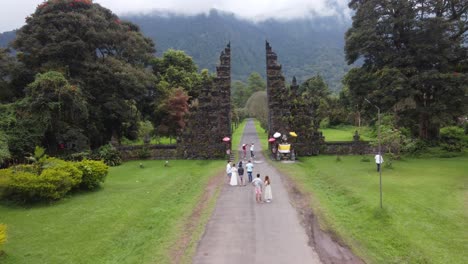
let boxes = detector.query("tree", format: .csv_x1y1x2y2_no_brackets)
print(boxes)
25,71,89,152
299,75,331,131
246,91,268,129
247,72,266,93
345,0,468,140
157,88,190,140
13,0,157,147
231,80,249,108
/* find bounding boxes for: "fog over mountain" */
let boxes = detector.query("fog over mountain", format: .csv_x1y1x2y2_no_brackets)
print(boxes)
1,9,353,91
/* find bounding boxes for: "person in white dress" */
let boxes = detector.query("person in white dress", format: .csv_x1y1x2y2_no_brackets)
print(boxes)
229,164,238,186
264,176,273,202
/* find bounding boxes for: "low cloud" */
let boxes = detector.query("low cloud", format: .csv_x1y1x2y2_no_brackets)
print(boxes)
1,0,351,32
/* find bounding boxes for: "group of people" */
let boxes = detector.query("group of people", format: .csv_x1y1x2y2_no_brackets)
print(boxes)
226,160,273,203
241,143,255,160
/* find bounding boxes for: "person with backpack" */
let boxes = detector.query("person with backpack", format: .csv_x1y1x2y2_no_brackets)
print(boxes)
238,161,245,186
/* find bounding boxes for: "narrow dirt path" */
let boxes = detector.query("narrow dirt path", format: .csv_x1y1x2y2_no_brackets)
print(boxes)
192,119,322,264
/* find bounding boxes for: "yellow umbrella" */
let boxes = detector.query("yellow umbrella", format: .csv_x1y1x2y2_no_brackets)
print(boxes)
289,132,297,137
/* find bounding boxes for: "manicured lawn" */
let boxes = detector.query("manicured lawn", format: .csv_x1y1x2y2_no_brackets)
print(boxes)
275,155,468,264
320,125,373,141
253,120,268,151
121,136,173,146
231,120,248,160
0,159,224,264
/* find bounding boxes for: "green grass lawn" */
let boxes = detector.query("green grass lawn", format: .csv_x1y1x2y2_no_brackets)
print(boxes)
320,125,373,141
275,155,468,263
231,120,248,160
0,159,224,264
121,136,173,146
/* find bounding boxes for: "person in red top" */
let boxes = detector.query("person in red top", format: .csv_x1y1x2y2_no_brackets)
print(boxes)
242,144,247,159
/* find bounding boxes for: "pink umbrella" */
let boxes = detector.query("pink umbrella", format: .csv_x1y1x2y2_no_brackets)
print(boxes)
222,137,231,142
268,137,276,143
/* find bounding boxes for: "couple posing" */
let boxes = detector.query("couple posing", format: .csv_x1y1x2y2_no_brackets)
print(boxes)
252,174,273,203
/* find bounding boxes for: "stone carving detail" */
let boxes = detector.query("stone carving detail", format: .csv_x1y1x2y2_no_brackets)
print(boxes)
178,43,231,159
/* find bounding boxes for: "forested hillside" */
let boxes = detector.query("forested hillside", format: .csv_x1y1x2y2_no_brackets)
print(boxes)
1,9,352,91
126,10,352,91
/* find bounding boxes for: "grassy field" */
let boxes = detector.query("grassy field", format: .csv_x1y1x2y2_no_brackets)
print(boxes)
231,120,248,160
320,125,373,141
275,155,468,263
121,136,173,146
253,120,269,151
0,159,224,264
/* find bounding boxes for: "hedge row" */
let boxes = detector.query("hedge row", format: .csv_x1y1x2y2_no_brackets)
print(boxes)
0,158,108,203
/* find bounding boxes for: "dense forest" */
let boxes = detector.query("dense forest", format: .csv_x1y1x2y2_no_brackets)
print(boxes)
1,9,352,92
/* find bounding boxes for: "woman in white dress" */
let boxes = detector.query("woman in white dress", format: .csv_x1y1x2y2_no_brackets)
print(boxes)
264,176,273,202
229,164,238,186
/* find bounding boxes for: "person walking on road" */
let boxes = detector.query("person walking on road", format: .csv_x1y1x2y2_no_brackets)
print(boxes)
252,174,263,203
242,144,247,159
264,176,273,203
246,160,254,182
226,161,232,182
374,153,384,172
230,163,238,186
238,162,245,186
250,143,255,159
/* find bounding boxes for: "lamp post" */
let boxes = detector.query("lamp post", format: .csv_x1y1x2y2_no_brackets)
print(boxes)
365,98,382,209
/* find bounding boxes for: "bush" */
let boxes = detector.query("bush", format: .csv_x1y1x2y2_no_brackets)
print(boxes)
360,156,370,162
5,168,73,202
42,158,82,188
137,146,151,159
402,139,429,155
76,160,108,190
0,224,6,251
96,144,122,166
0,169,12,198
439,126,464,152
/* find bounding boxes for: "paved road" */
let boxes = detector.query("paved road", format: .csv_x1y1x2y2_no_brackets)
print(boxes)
193,119,322,264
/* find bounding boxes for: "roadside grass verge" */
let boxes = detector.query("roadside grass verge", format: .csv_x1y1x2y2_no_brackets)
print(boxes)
275,155,468,264
320,125,373,141
253,119,268,151
231,119,248,160
0,159,224,264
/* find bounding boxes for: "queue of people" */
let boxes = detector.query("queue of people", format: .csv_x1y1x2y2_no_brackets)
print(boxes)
226,160,273,203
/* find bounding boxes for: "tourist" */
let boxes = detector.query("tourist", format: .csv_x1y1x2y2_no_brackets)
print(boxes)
250,143,255,159
252,174,263,203
226,161,232,182
242,144,247,159
374,153,384,172
264,176,273,202
246,160,254,182
229,163,238,186
238,162,245,186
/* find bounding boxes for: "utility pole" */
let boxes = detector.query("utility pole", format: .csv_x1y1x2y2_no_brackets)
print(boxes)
365,98,382,209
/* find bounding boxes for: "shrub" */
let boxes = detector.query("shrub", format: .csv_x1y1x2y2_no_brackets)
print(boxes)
6,168,73,202
360,156,370,162
137,146,151,159
76,160,108,190
439,126,464,152
96,144,122,166
402,139,429,155
42,158,82,188
0,224,6,251
0,169,12,198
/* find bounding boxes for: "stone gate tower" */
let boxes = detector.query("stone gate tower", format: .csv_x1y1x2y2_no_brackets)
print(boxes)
178,43,231,159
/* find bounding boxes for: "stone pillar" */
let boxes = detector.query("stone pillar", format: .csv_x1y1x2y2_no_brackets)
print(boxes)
178,43,231,159
266,41,289,137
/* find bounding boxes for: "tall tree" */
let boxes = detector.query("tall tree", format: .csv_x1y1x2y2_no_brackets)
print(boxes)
299,75,331,131
12,0,157,147
345,0,468,139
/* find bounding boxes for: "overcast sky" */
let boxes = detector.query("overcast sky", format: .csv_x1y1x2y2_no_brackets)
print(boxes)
0,0,351,32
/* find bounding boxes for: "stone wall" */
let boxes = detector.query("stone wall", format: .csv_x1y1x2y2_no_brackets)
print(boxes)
117,145,178,160
178,43,231,159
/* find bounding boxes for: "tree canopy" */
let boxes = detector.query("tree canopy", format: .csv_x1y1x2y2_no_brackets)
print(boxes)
344,0,468,139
